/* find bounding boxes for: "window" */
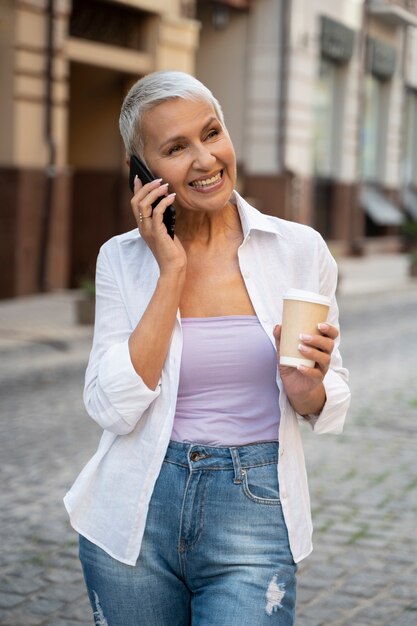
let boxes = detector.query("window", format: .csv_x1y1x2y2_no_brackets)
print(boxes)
70,0,150,51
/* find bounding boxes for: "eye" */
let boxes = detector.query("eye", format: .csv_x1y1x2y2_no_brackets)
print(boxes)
206,128,220,140
168,144,184,155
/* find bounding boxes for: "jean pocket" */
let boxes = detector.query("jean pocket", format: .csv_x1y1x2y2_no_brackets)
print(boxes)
241,463,281,505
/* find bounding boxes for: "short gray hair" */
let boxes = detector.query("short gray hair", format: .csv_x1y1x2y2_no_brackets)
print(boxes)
119,70,225,161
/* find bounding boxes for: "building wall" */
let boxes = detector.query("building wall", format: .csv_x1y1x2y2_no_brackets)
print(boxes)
406,25,417,88
3,0,417,298
0,0,71,298
244,0,282,176
196,0,416,250
195,3,248,165
0,0,199,298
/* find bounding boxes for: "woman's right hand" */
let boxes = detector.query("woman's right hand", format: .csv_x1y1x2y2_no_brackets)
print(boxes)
129,176,187,389
131,176,187,277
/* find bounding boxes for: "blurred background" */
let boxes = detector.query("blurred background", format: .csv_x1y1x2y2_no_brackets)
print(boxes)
1,0,417,296
1,2,417,626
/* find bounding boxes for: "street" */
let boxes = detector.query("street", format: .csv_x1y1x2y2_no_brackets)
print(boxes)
297,288,417,626
0,287,417,626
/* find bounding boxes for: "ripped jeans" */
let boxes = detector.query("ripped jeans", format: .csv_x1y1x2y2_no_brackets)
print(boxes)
79,440,297,625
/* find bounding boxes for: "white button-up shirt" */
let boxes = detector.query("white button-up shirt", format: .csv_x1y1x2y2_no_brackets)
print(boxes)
64,192,350,565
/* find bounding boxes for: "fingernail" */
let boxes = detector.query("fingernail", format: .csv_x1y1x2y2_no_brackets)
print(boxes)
318,323,328,331
299,333,312,341
298,343,308,353
167,192,176,198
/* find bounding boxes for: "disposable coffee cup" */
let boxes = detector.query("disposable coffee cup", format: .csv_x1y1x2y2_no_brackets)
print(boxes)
280,289,331,368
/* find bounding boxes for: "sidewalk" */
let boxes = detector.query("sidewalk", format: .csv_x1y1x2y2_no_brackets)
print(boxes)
336,252,412,296
0,290,93,384
0,253,415,377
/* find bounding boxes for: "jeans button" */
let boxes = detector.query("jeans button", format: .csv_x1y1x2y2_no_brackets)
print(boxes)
190,451,202,462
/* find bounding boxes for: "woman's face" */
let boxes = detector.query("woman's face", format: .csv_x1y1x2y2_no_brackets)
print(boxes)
141,98,236,215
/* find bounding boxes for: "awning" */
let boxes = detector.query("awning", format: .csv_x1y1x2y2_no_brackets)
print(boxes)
369,2,417,28
361,185,405,225
403,187,417,221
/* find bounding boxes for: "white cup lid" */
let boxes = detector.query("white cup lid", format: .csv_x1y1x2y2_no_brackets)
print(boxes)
282,288,331,306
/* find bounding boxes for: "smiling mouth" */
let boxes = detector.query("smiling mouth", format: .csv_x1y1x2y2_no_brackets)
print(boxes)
189,171,223,189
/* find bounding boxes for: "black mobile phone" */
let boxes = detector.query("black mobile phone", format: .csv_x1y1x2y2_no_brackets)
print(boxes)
129,155,175,239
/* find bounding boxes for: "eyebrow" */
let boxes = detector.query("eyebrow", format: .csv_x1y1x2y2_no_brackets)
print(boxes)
158,116,219,150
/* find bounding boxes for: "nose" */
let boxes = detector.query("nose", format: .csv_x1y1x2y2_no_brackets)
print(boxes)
192,143,217,170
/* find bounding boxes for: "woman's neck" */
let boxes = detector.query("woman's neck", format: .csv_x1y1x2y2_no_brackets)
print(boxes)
175,201,242,248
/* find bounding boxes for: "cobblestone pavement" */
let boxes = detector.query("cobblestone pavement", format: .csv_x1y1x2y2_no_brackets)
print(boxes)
0,287,416,625
297,288,417,626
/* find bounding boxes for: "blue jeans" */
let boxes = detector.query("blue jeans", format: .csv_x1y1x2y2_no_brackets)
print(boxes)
79,440,297,625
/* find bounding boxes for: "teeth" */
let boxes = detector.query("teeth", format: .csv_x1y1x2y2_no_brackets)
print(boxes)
190,172,221,188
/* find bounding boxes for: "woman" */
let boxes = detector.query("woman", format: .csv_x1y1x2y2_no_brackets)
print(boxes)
64,70,350,625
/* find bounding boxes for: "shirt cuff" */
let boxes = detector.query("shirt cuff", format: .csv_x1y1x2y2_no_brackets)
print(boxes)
96,340,161,432
297,369,350,435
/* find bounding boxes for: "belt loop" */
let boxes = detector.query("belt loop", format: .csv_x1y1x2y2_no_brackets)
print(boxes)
230,448,244,484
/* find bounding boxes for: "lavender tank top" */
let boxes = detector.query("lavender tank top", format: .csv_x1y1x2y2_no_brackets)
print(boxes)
171,316,280,446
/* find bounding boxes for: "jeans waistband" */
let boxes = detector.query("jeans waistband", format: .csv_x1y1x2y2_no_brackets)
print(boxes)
165,440,279,475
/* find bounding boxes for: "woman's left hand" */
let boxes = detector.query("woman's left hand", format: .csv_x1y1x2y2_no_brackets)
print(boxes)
273,323,338,415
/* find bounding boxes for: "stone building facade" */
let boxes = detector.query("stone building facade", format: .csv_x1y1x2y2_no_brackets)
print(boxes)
196,0,417,254
0,0,199,297
2,0,417,298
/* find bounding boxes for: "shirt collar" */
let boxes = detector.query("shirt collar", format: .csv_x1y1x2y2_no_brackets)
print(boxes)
124,190,283,244
231,190,284,239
